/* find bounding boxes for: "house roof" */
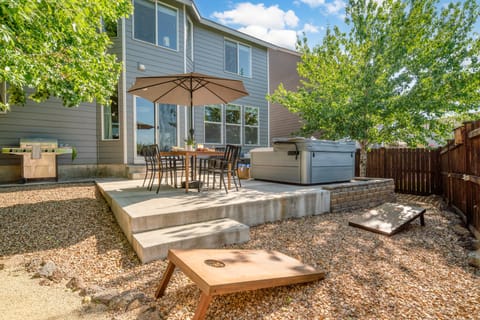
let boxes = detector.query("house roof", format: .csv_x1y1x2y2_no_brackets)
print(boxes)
178,0,299,55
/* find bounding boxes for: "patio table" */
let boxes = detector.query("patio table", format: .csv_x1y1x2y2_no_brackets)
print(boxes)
159,150,224,193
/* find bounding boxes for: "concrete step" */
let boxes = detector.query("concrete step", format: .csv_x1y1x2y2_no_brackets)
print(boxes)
128,172,146,180
132,218,250,263
126,164,147,180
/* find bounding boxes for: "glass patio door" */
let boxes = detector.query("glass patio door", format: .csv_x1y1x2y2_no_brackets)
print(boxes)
135,97,177,157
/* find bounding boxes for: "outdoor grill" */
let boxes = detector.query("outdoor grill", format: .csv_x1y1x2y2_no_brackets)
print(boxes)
1,138,73,181
250,138,356,185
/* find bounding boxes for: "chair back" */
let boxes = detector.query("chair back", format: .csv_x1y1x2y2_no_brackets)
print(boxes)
224,144,241,169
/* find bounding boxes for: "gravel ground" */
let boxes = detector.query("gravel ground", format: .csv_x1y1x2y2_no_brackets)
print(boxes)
0,182,479,319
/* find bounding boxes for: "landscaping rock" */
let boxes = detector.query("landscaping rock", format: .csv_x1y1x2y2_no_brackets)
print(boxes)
66,276,86,293
35,260,57,278
138,306,162,320
453,224,470,237
81,284,105,297
467,250,480,268
108,289,150,311
92,288,120,305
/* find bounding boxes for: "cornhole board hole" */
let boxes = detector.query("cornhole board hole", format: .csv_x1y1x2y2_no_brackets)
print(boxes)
348,202,426,236
155,249,326,320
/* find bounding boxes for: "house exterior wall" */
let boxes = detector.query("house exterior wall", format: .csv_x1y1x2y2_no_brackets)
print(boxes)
0,0,272,182
268,48,303,143
191,23,269,152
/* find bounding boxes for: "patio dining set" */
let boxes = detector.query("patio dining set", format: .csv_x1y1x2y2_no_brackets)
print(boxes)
141,144,242,194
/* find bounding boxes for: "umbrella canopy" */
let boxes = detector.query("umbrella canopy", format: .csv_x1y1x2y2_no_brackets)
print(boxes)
127,72,249,139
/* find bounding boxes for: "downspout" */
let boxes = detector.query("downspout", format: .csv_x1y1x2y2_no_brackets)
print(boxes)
266,49,270,147
121,17,128,164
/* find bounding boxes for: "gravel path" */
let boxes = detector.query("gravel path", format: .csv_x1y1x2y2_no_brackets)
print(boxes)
0,182,478,319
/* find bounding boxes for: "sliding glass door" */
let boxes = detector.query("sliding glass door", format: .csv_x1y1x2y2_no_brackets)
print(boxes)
135,97,177,157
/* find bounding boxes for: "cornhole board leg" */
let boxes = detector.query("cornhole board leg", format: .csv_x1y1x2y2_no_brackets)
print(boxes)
155,249,325,320
155,261,175,298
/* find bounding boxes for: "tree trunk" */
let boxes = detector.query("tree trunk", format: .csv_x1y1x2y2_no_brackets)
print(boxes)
359,143,368,177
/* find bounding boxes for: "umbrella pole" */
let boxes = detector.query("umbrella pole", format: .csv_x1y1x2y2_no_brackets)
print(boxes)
189,79,194,140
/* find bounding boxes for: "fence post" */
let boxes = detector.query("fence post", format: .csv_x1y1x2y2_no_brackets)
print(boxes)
465,122,473,226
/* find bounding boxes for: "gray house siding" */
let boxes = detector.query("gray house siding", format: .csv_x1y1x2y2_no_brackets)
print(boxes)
0,98,97,179
97,30,125,165
124,0,186,163
192,24,269,151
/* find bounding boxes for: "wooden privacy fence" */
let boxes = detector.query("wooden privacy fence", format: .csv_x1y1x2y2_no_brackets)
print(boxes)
355,148,441,195
439,121,480,237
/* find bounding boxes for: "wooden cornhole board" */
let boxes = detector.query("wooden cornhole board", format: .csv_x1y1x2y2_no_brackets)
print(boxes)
349,202,426,236
155,249,325,320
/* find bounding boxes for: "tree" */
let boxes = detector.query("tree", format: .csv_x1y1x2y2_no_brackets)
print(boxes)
269,0,480,176
0,0,132,110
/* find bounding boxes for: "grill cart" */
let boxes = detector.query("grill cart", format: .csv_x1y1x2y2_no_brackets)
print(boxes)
2,138,74,182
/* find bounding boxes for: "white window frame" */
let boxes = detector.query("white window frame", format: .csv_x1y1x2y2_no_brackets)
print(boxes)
186,17,193,61
203,105,223,145
224,38,252,78
244,106,259,146
132,0,179,52
225,104,242,145
101,87,120,141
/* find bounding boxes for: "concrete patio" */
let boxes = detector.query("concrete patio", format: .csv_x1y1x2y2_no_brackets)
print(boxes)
96,178,331,263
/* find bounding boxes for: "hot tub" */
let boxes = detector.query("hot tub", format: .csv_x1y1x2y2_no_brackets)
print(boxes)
250,138,356,185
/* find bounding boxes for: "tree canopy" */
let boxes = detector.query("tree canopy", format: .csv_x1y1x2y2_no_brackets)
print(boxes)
268,0,480,175
0,0,132,110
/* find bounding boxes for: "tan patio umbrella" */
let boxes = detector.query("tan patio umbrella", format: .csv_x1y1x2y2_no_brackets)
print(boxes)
127,72,249,140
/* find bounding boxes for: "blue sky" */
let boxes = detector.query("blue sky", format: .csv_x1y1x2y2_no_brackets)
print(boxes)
193,0,480,50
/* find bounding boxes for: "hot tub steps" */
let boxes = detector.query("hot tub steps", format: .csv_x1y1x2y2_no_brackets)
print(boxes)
132,218,250,264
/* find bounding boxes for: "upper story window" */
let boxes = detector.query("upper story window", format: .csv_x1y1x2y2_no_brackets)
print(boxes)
133,0,178,50
224,39,251,77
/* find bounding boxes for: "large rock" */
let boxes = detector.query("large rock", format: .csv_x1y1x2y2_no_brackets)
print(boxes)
109,289,151,311
35,260,57,279
468,250,480,268
92,288,120,305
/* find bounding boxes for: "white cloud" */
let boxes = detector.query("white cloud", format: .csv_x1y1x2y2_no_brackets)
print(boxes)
301,23,320,33
300,0,326,8
239,25,298,49
212,2,302,49
324,0,345,15
212,3,298,29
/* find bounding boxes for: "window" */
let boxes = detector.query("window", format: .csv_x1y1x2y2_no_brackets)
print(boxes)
226,104,241,144
157,4,177,50
204,105,222,144
224,40,251,77
135,97,155,155
103,89,119,140
186,19,193,61
134,0,155,44
133,0,178,50
244,106,259,145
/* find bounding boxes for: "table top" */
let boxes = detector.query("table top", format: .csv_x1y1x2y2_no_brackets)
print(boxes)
168,249,325,296
160,150,224,157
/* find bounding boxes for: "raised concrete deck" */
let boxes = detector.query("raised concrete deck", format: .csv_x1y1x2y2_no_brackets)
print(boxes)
96,179,330,263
